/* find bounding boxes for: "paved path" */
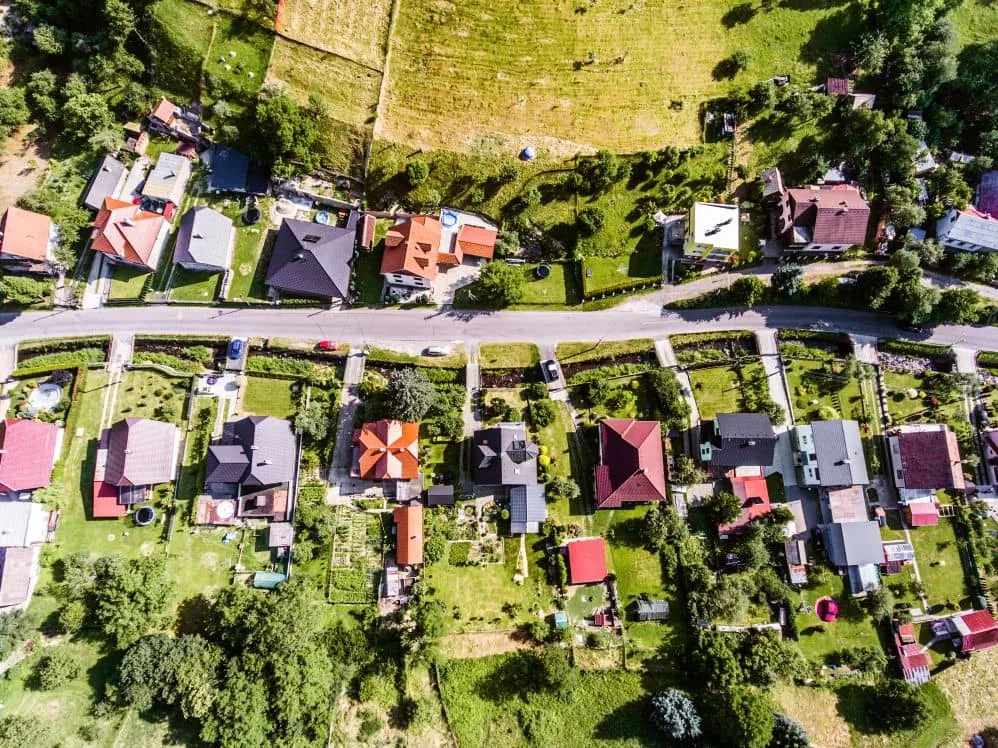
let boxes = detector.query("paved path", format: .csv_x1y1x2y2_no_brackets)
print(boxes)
654,338,677,367
756,330,798,488
0,342,16,382
108,334,133,374
850,335,880,366
327,347,365,496
923,270,998,301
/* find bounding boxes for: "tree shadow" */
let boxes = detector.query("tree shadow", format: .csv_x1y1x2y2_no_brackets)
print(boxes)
592,698,657,741
175,594,213,636
722,3,756,27
712,58,741,81
472,650,541,702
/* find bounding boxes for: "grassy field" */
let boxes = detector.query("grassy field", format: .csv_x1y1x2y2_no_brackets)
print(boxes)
556,339,654,363
534,399,592,523
952,0,998,49
437,653,663,747
112,369,191,423
107,264,150,301
277,0,392,69
380,0,862,154
168,266,221,302
936,644,998,739
908,519,973,611
688,363,744,418
515,262,580,306
795,574,881,665
479,343,540,369
784,358,870,422
582,248,662,296
241,374,297,417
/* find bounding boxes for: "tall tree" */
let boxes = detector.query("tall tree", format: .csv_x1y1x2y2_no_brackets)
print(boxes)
476,260,524,307
385,367,437,422
650,689,702,741
92,555,174,649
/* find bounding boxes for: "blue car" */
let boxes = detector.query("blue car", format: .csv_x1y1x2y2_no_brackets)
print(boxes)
228,339,244,360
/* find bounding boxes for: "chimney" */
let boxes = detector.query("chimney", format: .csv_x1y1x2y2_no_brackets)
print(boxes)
293,252,305,261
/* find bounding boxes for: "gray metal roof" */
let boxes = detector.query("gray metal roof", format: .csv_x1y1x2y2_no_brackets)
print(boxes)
427,485,454,505
823,521,883,567
0,502,47,548
265,218,355,300
710,413,777,467
811,420,869,487
205,416,296,487
938,209,998,250
268,522,293,547
473,423,539,486
636,599,670,615
83,155,126,211
174,206,233,269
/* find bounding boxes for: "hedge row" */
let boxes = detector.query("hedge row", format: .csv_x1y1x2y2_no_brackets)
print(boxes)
18,336,110,355
777,329,848,345
977,351,998,370
132,352,204,373
246,355,318,378
13,348,106,375
670,330,755,349
878,338,952,359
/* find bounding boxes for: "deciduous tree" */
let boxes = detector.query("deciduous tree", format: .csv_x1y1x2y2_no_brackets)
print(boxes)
476,260,524,307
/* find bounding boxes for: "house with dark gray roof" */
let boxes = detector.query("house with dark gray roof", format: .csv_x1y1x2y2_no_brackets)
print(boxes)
205,416,296,492
174,206,234,272
700,412,777,469
821,520,883,595
509,485,547,534
206,144,269,195
265,218,355,302
94,418,181,511
792,420,869,488
472,422,539,487
83,155,127,211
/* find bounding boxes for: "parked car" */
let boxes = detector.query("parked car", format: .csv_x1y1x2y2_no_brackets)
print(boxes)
541,359,560,383
423,346,451,357
317,340,338,351
228,339,244,360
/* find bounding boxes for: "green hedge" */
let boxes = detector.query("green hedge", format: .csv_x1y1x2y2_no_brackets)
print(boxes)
670,330,755,348
448,541,473,566
675,348,734,366
246,355,318,378
977,351,998,370
777,329,848,344
878,339,952,359
19,336,110,354
14,348,106,375
567,362,655,385
131,352,204,373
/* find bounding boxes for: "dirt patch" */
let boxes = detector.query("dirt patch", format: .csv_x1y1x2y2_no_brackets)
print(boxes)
0,125,51,214
201,552,219,570
771,683,851,748
440,630,536,659
139,541,155,556
480,367,541,387
936,645,998,739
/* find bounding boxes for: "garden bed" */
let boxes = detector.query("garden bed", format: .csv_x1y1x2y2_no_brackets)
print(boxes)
777,329,851,358
480,367,541,387
671,330,757,365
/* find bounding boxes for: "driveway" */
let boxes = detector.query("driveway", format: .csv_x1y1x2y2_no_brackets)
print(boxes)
433,262,480,304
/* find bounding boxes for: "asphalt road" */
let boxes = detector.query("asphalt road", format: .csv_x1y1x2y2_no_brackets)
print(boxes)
2,305,997,350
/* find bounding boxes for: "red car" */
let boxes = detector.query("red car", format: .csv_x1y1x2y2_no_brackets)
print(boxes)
317,341,338,351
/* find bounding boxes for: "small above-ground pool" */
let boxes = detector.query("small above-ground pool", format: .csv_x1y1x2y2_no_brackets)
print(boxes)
439,209,458,229
134,506,156,526
816,596,840,622
314,210,331,225
27,382,62,414
243,206,261,225
534,263,552,279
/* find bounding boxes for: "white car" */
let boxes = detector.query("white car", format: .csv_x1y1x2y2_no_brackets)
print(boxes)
423,346,452,357
542,359,560,382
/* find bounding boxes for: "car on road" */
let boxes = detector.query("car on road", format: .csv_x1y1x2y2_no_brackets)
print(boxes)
228,339,244,360
317,340,338,351
423,346,451,357
541,359,560,383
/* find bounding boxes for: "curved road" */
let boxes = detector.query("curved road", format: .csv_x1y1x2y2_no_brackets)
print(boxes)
2,305,996,350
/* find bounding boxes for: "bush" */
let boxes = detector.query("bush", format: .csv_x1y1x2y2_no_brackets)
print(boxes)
59,601,87,635
406,160,429,187
577,206,606,236
35,648,81,690
530,400,557,428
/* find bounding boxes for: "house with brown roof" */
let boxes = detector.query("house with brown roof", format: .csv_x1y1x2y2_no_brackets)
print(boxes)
393,504,423,567
90,197,170,271
775,183,870,255
888,424,964,526
0,419,60,496
92,418,180,518
352,420,420,481
594,419,667,509
0,207,58,273
380,211,497,292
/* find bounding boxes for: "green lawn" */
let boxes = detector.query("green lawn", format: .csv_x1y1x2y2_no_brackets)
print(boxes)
113,369,191,423
483,388,528,425
882,370,966,425
352,245,385,305
582,248,662,296
556,339,655,363
437,653,664,747
795,575,882,665
515,262,580,307
422,438,460,489
227,224,275,302
533,399,592,523
688,364,743,418
908,519,973,612
241,375,297,418
165,507,242,602
479,342,540,369
366,347,467,368
572,374,658,425
169,266,221,302
107,264,150,301
784,358,872,422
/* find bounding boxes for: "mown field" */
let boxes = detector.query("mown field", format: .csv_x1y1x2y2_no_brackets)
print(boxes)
277,0,393,70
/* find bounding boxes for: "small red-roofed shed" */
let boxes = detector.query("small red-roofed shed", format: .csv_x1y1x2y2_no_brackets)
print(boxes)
566,538,608,585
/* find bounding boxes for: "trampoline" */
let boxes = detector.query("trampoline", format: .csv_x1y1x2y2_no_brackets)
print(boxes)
314,210,331,225
816,596,840,623
134,506,156,526
243,206,261,225
27,382,62,413
534,263,552,279
440,209,459,229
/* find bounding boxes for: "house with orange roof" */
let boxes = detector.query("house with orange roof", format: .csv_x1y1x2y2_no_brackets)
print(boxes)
352,419,420,481
380,210,497,292
718,466,772,538
0,207,58,273
90,197,170,271
393,504,423,567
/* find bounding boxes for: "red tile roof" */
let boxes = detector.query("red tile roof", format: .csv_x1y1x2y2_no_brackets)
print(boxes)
718,470,772,535
787,185,870,245
455,225,497,259
91,198,167,268
897,428,965,491
898,623,917,644
906,502,940,527
381,216,442,281
394,504,423,566
955,610,998,653
353,420,420,480
0,207,51,263
566,538,608,584
91,440,126,518
594,419,667,508
0,419,59,493
151,97,176,124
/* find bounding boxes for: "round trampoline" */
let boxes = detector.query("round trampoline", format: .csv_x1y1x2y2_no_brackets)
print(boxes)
134,506,156,526
314,210,331,225
816,596,840,623
27,382,62,413
534,263,552,279
439,209,459,229
215,500,236,522
243,206,261,225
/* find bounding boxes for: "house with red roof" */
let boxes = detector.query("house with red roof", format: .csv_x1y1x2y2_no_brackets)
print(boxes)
90,197,170,270
775,184,870,255
0,419,60,495
565,537,608,584
0,207,58,273
352,420,420,481
888,424,964,527
894,622,932,684
718,466,771,537
594,419,667,509
393,504,423,567
949,609,998,653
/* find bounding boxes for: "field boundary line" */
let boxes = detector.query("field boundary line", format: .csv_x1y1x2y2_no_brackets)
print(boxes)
366,0,404,177
272,31,384,76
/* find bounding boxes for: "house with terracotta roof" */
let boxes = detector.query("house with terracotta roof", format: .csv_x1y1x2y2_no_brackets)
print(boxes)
565,537,608,584
394,504,423,567
90,197,170,271
92,418,180,518
888,424,965,526
0,501,56,610
718,466,771,537
380,211,497,292
147,97,204,144
948,609,998,653
775,184,870,255
0,419,60,496
0,207,58,273
352,420,420,481
594,419,667,509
